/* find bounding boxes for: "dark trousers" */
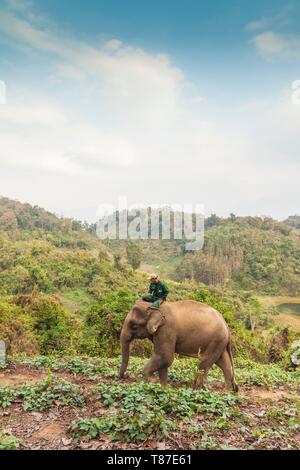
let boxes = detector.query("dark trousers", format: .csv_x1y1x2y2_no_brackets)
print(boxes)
142,295,164,309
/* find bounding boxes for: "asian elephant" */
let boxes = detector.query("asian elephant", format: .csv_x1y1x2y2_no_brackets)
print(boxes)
119,300,238,391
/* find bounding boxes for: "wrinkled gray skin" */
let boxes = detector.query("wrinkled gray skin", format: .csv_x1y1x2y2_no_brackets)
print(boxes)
119,300,238,391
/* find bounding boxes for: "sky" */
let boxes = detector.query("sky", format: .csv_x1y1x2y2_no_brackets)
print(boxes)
0,0,299,221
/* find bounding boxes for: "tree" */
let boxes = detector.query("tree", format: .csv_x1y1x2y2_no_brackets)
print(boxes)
126,241,142,270
205,214,222,227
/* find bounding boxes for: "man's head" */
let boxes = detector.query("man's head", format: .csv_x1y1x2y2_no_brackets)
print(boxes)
149,273,159,284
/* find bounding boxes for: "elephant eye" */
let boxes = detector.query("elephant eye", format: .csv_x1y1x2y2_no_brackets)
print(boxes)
130,322,138,330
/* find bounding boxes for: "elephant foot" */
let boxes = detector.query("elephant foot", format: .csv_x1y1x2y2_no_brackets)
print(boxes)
224,381,239,393
159,381,168,388
193,380,204,390
147,376,158,384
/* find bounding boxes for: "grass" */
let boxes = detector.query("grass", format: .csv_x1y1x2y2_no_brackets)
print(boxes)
141,256,183,278
57,288,92,314
259,296,300,331
232,358,300,387
259,296,300,308
275,313,300,332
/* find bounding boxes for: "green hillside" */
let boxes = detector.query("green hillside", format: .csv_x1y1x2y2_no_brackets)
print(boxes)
0,197,145,356
0,197,299,361
284,215,300,230
119,214,300,296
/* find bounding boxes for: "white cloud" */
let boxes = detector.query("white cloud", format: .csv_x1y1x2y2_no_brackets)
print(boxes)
246,18,273,32
0,9,184,128
5,0,33,12
0,3,299,219
55,64,86,81
245,6,293,32
0,102,67,126
0,97,137,176
251,31,300,60
0,5,185,179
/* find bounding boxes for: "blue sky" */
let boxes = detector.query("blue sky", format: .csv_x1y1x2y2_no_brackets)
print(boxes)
0,0,299,220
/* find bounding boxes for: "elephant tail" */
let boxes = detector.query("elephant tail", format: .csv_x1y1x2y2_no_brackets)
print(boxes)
226,334,238,392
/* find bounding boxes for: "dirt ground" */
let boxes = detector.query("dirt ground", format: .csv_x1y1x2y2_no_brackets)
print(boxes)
0,363,299,450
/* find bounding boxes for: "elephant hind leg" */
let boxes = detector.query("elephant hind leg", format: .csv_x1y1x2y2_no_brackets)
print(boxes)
158,367,168,387
194,345,222,389
216,349,238,392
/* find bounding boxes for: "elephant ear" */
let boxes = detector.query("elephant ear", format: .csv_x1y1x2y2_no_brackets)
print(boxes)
146,310,165,335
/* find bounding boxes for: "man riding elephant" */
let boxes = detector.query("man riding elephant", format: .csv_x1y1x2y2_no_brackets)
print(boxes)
142,274,169,309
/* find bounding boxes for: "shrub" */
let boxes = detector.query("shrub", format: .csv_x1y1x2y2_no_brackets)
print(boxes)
84,288,136,355
21,294,79,354
0,299,38,354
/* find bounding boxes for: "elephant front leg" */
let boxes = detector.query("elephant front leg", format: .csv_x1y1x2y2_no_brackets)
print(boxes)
194,368,209,389
143,352,173,387
143,353,161,381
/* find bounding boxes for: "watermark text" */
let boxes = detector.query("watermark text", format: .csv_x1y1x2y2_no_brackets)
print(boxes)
0,80,6,105
96,198,204,251
291,80,300,105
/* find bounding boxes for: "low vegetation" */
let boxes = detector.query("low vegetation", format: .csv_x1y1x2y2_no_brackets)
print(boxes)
0,356,298,450
0,376,85,411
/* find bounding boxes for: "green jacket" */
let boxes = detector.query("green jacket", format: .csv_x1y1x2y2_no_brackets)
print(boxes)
148,281,169,301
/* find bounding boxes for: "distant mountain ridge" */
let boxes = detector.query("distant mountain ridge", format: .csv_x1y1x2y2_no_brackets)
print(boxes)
0,196,142,298
0,197,299,296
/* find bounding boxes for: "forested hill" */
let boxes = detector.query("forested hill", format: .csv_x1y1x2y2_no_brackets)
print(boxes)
100,213,300,296
0,196,100,248
284,215,300,230
1,197,299,297
102,212,300,296
173,215,300,295
0,196,144,297
0,197,147,357
0,196,299,363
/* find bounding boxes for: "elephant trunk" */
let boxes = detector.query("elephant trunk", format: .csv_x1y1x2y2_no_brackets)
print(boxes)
119,329,131,378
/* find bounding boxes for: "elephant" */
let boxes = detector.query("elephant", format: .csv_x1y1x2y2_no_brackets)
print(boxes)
119,299,238,391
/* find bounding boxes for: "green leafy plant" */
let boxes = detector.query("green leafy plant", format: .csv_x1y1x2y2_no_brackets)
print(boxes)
97,381,240,419
72,409,175,442
0,376,85,411
0,433,20,450
0,387,16,408
18,356,119,378
196,432,219,450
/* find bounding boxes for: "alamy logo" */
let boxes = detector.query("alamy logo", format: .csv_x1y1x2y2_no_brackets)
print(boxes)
96,198,205,251
0,341,6,366
0,81,6,105
291,80,300,105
